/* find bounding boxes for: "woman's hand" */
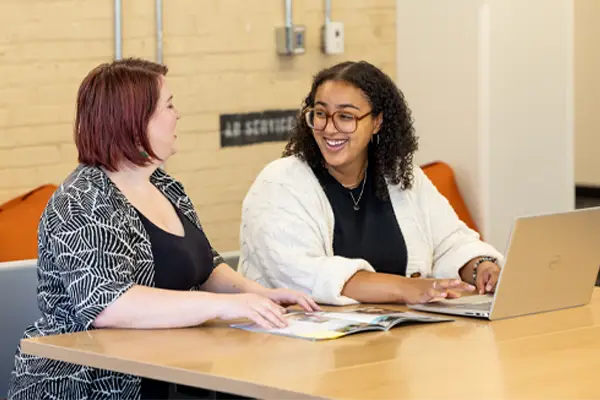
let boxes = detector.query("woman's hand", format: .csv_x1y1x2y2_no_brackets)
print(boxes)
213,293,289,329
261,288,322,312
474,262,501,294
397,278,475,304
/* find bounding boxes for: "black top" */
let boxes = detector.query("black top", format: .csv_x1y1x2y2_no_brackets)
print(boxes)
137,205,215,400
314,163,408,276
137,205,215,291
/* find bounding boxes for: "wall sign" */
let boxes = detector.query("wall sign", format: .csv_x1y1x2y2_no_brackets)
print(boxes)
220,109,299,147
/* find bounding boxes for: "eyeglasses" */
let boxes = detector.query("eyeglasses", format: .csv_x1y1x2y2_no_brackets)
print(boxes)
303,107,372,134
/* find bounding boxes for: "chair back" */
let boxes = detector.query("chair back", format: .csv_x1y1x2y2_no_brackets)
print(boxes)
0,259,40,397
421,161,480,234
0,185,57,262
221,251,240,271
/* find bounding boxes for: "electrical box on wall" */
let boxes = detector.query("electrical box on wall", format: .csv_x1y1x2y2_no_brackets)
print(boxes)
275,25,306,55
321,21,344,54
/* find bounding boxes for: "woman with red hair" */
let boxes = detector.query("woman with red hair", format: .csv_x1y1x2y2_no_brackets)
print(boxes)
8,58,318,400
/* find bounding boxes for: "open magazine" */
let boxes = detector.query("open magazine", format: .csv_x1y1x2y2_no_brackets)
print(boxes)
231,307,453,341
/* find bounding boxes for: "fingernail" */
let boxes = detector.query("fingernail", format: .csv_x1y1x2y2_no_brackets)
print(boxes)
486,285,492,291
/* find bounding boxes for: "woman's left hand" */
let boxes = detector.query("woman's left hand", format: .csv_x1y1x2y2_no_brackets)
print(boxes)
476,262,501,294
261,288,322,312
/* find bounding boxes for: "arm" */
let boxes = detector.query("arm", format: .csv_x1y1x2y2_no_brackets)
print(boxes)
459,256,501,293
200,263,267,294
93,286,220,329
459,257,480,285
240,178,376,306
341,269,475,304
202,263,321,311
341,271,407,303
459,256,499,285
51,202,222,330
413,167,504,279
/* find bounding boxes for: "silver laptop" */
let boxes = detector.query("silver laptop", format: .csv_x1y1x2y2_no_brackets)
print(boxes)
409,207,600,320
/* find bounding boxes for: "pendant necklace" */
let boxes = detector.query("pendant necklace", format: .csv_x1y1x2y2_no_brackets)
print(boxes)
348,168,367,211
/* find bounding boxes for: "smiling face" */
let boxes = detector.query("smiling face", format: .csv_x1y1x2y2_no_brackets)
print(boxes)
146,77,180,162
311,80,382,174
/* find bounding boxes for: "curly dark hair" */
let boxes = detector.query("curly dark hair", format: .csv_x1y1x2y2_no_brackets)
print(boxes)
284,60,418,200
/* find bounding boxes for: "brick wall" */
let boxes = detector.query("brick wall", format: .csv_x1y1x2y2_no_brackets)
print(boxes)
0,0,396,251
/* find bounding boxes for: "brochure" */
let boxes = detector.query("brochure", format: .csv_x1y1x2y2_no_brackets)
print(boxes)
231,307,453,341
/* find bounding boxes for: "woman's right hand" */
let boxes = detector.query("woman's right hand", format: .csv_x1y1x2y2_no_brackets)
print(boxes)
397,278,475,304
213,293,289,329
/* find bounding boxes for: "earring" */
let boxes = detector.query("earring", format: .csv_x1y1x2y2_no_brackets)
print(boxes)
140,150,149,158
377,135,380,145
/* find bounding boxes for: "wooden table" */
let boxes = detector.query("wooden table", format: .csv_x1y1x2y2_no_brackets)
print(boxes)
21,289,600,399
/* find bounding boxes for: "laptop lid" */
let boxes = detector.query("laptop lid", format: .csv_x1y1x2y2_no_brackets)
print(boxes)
488,207,600,320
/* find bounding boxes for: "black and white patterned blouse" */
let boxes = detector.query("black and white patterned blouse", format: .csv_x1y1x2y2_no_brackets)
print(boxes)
8,164,224,400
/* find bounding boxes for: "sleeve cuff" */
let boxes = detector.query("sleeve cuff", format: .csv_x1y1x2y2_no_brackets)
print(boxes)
77,281,135,329
312,257,376,305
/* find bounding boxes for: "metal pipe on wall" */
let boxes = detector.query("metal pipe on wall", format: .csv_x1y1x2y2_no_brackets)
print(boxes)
325,0,332,25
156,0,163,64
114,0,122,59
284,0,293,53
284,0,293,28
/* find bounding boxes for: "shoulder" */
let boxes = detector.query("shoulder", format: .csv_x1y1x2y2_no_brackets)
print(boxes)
151,166,187,196
42,165,124,234
410,165,429,189
385,165,441,220
255,156,316,186
49,165,109,215
248,156,322,203
151,167,200,223
387,164,429,196
243,156,326,213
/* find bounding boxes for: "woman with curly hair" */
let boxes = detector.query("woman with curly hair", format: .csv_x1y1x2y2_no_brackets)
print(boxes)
239,61,503,306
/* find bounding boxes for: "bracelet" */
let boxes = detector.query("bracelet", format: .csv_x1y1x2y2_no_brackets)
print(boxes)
472,256,497,283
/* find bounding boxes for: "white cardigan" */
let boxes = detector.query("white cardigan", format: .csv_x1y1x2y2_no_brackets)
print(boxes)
239,156,503,305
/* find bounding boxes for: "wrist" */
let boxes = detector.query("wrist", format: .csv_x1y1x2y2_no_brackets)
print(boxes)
471,256,498,283
392,276,413,303
241,279,269,295
195,291,224,320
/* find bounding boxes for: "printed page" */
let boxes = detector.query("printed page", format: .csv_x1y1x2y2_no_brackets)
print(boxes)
231,312,376,340
321,307,412,324
318,307,453,329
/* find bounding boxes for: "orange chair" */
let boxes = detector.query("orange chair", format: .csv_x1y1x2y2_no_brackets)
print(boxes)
420,161,480,235
0,184,57,262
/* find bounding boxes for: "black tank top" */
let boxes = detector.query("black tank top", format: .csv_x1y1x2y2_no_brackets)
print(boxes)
136,204,215,399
